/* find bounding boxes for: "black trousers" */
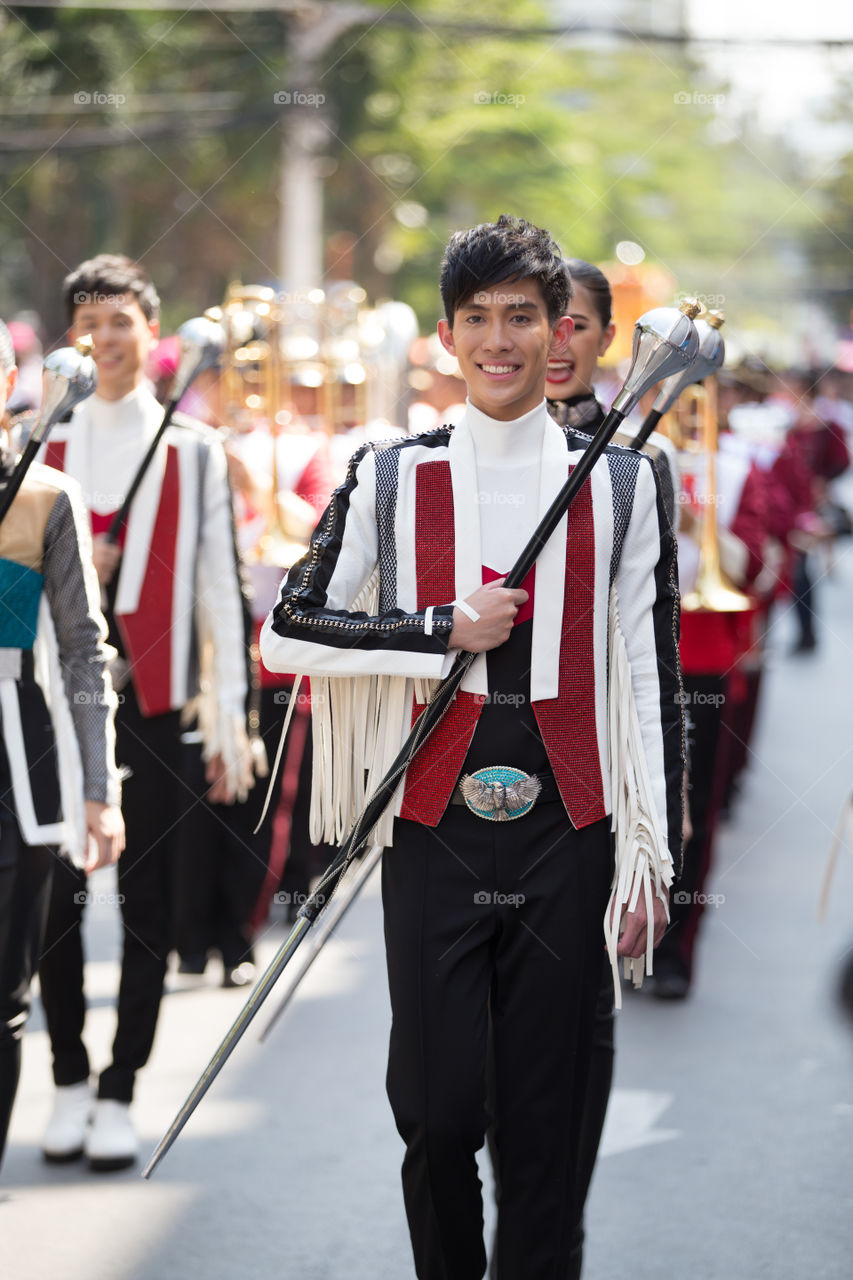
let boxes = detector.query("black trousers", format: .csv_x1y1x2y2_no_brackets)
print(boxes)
38,686,183,1102
383,802,613,1280
656,672,729,982
0,825,55,1170
173,738,268,966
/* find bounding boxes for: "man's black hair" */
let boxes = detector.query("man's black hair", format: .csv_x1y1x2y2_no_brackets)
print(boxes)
63,254,160,326
440,215,572,327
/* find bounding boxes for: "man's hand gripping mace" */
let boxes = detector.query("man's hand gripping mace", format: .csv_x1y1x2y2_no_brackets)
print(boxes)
141,300,700,1180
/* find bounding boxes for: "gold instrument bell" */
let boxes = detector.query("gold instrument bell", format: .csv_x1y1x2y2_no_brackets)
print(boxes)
675,313,751,613
212,283,315,570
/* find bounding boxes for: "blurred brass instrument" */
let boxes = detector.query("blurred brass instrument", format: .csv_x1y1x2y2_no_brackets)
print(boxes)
211,283,318,569
668,313,751,613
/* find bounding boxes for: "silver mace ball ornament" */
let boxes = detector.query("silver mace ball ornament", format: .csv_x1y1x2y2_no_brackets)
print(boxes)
612,298,702,419
170,314,226,403
647,307,725,418
31,335,98,445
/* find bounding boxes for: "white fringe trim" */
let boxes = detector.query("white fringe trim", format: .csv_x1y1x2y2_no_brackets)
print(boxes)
604,587,675,1009
188,685,258,803
306,572,443,851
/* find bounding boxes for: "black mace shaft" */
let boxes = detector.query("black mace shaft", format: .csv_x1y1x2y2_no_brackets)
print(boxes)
630,407,663,450
105,397,179,544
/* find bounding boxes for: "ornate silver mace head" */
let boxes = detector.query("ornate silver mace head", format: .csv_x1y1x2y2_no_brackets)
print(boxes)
612,299,701,418
171,315,226,402
651,312,726,415
33,335,98,444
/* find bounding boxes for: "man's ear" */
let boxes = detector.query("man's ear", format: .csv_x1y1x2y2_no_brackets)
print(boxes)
148,318,160,343
437,318,455,356
549,315,574,358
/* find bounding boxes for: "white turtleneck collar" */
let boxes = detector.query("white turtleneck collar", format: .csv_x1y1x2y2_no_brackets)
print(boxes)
75,381,163,513
463,398,548,463
86,381,157,429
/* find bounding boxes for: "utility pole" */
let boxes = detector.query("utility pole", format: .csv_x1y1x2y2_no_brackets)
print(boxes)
278,4,367,291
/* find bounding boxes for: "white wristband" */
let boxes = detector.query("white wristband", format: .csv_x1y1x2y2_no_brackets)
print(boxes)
424,605,435,636
453,598,480,623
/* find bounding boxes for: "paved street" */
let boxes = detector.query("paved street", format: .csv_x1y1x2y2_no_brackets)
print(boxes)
4,524,853,1280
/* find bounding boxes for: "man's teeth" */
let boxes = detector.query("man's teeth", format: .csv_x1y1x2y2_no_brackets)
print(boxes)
482,364,517,374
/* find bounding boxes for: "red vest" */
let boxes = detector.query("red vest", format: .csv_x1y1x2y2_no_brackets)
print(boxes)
45,438,182,716
399,458,605,830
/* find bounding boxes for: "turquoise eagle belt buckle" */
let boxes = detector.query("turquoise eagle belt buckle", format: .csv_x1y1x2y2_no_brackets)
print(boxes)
459,766,542,822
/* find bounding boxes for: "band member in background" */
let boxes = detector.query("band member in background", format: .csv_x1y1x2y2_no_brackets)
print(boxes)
37,256,253,1171
653,394,770,999
0,320,124,1172
261,218,684,1279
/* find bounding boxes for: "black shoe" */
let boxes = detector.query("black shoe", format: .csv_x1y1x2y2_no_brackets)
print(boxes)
177,952,208,975
653,971,690,1000
222,961,256,989
791,636,817,655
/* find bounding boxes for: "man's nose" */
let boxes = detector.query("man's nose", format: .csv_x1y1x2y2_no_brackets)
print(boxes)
480,321,512,351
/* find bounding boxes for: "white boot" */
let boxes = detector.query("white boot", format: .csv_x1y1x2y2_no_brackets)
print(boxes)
85,1099,138,1171
42,1081,93,1162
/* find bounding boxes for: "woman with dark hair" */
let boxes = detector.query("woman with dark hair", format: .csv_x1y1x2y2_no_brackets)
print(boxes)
545,259,615,432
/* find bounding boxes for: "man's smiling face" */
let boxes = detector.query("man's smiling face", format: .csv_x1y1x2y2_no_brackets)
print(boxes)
437,279,572,422
69,294,158,403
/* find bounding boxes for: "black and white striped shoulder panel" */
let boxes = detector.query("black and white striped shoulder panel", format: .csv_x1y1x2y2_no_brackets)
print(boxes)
559,426,642,586
373,426,453,614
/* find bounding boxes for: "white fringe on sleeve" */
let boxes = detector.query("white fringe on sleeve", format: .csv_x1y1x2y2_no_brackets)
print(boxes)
604,587,675,1008
186,639,259,803
308,573,423,850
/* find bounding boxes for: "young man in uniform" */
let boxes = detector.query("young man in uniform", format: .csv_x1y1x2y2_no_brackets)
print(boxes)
261,217,684,1277
37,256,253,1170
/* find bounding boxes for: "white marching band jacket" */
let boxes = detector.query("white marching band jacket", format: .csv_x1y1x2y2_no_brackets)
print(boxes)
43,387,252,797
